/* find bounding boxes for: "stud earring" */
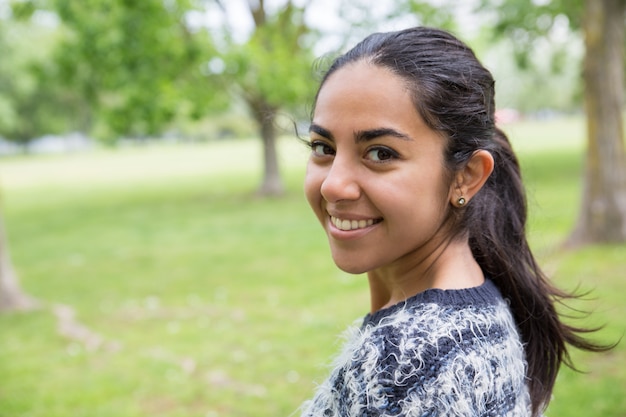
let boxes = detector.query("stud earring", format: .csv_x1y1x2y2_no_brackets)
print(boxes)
457,197,466,206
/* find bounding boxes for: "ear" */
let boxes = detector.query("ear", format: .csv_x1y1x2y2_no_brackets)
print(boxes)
449,150,494,207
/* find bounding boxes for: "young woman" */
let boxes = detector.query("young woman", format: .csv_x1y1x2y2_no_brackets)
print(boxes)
300,27,607,417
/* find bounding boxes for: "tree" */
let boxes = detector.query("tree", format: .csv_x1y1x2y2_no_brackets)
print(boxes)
0,8,87,145
0,208,37,312
481,0,626,245
207,1,316,196
8,0,314,195
0,8,42,313
572,0,626,244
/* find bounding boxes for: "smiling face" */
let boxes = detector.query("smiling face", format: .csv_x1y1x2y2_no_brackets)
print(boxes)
304,61,457,275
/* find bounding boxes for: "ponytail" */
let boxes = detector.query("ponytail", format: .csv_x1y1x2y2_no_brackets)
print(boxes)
466,127,610,416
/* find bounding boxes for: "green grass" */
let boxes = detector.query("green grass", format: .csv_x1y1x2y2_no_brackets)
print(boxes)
0,117,624,417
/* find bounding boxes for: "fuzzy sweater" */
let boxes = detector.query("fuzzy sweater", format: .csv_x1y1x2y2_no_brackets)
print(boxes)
300,280,533,417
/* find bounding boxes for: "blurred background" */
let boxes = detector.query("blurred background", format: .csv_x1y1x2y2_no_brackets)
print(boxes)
0,0,625,416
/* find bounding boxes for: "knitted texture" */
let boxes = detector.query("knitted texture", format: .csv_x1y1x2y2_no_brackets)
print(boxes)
300,280,533,417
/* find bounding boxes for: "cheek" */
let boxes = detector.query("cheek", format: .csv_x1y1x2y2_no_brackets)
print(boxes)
387,171,451,221
304,162,325,216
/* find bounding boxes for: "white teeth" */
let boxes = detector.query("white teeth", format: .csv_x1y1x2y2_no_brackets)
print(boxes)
330,216,377,231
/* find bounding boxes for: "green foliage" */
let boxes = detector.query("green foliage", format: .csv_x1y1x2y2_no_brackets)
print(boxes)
0,117,624,416
330,0,456,50
0,14,85,143
483,0,583,34
48,0,216,140
206,1,324,193
9,0,37,20
5,0,325,141
472,31,584,112
211,1,318,121
479,0,584,69
400,0,457,29
474,0,592,111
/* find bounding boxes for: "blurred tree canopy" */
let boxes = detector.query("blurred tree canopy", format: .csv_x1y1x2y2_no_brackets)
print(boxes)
207,0,317,195
48,0,215,140
0,13,85,144
482,0,584,68
1,0,215,143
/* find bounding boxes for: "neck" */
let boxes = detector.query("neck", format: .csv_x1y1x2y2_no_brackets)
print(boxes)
366,237,484,312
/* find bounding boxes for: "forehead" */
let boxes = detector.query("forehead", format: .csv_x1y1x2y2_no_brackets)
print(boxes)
313,61,432,138
315,61,411,114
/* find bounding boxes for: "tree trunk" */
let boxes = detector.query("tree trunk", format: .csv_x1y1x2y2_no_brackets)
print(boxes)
569,0,626,245
250,98,285,197
0,210,37,312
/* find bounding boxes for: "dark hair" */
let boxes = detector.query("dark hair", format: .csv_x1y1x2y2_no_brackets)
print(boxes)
312,27,610,416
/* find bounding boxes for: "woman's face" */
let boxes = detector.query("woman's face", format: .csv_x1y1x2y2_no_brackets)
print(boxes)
304,61,456,274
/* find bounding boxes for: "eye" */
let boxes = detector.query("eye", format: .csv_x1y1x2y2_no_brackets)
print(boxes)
309,140,335,157
366,146,398,162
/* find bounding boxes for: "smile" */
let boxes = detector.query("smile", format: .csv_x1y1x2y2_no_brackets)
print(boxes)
330,216,382,231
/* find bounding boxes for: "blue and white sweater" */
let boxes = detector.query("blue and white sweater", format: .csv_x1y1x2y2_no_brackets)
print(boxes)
300,280,533,417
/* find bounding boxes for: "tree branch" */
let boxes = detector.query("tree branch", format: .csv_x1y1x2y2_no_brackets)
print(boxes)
248,0,266,28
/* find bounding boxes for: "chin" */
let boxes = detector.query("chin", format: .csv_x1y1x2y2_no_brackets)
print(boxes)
332,258,371,275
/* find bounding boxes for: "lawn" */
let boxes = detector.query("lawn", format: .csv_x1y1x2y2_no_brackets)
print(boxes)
0,116,624,417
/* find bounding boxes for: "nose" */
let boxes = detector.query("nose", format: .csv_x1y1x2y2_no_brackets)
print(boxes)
320,158,361,203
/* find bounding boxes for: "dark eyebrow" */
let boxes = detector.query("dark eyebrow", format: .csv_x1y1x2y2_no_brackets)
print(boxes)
309,123,334,141
355,128,413,143
309,124,413,143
